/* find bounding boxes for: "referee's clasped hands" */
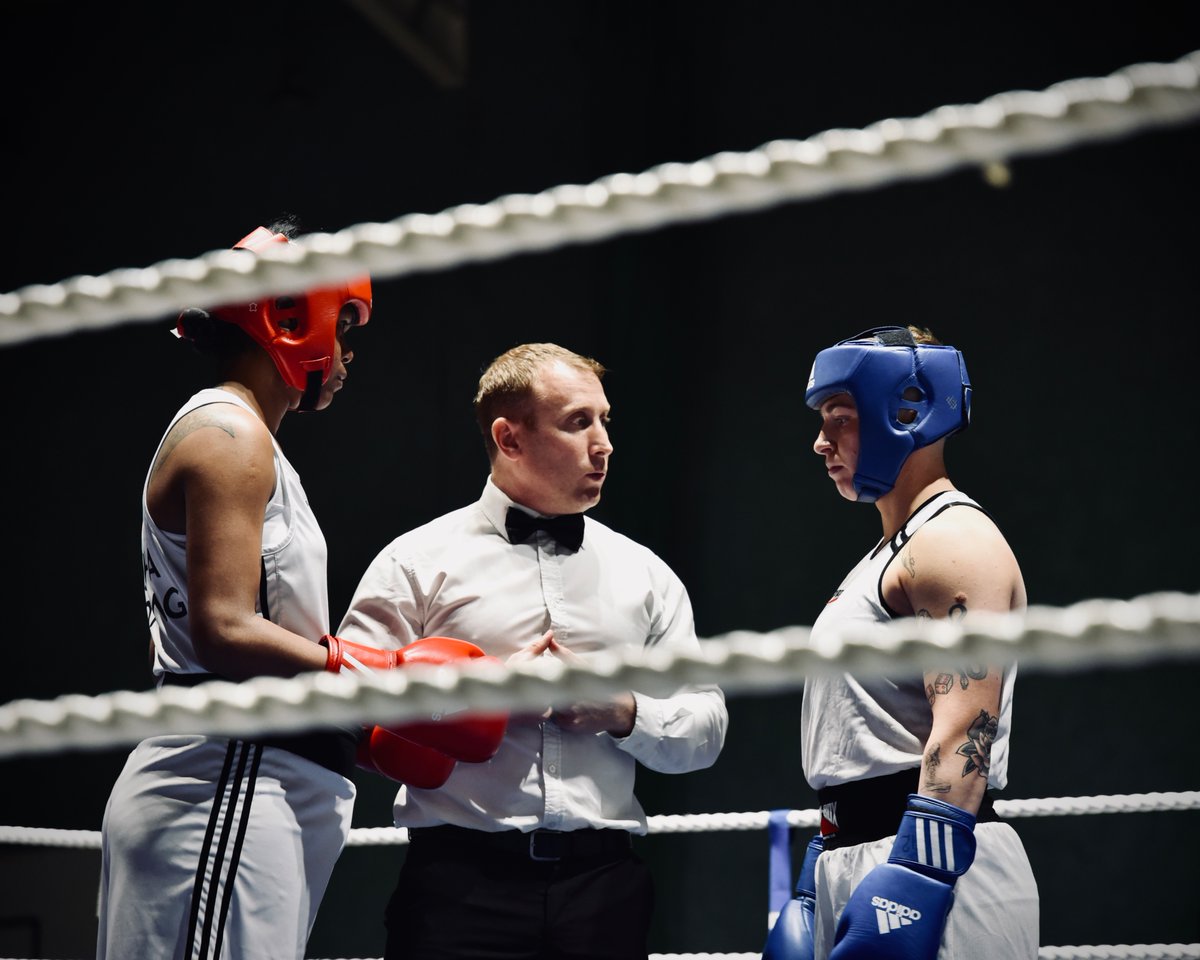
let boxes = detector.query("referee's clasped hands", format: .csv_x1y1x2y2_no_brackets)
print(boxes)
507,630,637,737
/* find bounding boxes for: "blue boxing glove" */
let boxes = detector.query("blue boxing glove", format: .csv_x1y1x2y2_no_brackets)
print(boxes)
828,794,976,960
762,834,824,960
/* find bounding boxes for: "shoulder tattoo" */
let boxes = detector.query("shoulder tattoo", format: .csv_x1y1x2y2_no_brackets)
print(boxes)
151,409,241,480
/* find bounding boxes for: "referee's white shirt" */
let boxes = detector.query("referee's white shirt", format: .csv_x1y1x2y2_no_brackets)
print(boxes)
338,476,728,834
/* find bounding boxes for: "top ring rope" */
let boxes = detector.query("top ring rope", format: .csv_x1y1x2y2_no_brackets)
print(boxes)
2,51,1198,346
0,589,1197,760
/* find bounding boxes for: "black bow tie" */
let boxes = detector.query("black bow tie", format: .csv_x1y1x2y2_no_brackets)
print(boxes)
505,507,585,552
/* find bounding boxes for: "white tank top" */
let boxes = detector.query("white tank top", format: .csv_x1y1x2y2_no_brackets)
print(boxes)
142,388,331,679
800,490,1015,791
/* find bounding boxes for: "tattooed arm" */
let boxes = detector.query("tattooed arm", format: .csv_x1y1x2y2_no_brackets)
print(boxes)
883,504,1026,815
919,664,1001,814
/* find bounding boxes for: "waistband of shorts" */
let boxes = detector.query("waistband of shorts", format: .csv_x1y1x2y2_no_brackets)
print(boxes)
407,824,634,862
816,768,999,850
159,672,359,778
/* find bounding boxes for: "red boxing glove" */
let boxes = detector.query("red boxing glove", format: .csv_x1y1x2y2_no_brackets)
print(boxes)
321,634,404,673
380,636,510,764
321,634,496,675
323,635,510,764
356,725,457,790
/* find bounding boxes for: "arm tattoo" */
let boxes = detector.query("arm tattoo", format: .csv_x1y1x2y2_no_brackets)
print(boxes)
928,666,990,704
916,600,968,621
956,710,998,780
150,410,239,481
902,549,916,579
959,664,988,689
169,410,240,448
922,743,952,794
926,672,954,707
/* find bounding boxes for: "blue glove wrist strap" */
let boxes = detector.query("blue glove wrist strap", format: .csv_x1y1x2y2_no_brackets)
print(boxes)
888,794,977,885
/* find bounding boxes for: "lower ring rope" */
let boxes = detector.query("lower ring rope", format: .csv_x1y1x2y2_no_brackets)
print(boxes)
4,790,1195,849
304,954,1200,960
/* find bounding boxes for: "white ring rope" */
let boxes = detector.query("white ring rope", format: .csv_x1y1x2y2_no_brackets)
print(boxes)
1,589,1197,760
3,790,1196,850
1036,949,1200,960
2,51,1198,346
2,950,1186,960
647,951,1200,960
280,950,1200,960
648,952,1200,960
307,953,1200,960
7,951,1158,960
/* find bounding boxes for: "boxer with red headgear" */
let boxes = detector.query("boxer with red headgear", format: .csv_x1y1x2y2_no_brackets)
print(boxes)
177,223,372,412
98,217,394,960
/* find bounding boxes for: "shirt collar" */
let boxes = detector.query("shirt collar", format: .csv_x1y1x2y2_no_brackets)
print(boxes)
481,475,588,545
480,475,529,543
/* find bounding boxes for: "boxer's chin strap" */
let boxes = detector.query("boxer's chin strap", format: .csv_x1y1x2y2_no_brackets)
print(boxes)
297,371,323,413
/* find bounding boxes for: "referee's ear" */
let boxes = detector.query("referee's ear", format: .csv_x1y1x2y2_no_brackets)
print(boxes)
492,418,523,462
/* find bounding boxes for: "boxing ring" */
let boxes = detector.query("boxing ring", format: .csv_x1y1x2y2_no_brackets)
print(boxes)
2,50,1199,959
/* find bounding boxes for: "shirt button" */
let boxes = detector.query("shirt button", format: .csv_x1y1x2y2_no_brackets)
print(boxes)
547,764,558,774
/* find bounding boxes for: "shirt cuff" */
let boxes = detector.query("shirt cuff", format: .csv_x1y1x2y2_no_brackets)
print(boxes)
613,691,657,748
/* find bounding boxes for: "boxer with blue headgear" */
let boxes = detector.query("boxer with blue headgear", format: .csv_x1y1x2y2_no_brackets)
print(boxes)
804,326,971,503
762,324,1038,960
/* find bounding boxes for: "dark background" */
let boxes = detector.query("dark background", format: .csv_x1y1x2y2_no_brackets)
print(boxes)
1,2,1197,956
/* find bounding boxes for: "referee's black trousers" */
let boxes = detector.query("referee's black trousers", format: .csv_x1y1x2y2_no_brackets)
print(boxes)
384,826,654,960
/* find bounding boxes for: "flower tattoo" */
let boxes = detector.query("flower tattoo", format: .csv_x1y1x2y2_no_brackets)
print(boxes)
956,709,997,779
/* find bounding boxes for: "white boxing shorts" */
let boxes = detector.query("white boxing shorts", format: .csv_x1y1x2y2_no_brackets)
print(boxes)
97,734,354,960
813,821,1039,960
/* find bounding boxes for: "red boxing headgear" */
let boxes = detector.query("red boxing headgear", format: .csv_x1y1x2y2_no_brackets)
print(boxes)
182,226,372,402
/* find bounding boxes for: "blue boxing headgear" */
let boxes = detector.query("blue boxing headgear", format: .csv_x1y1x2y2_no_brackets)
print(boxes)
805,326,971,503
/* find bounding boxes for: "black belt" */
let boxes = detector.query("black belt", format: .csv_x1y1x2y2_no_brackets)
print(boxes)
159,672,359,778
408,825,634,862
817,768,999,850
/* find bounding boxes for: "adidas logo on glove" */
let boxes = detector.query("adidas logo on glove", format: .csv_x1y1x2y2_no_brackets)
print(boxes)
828,797,976,955
870,896,922,934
